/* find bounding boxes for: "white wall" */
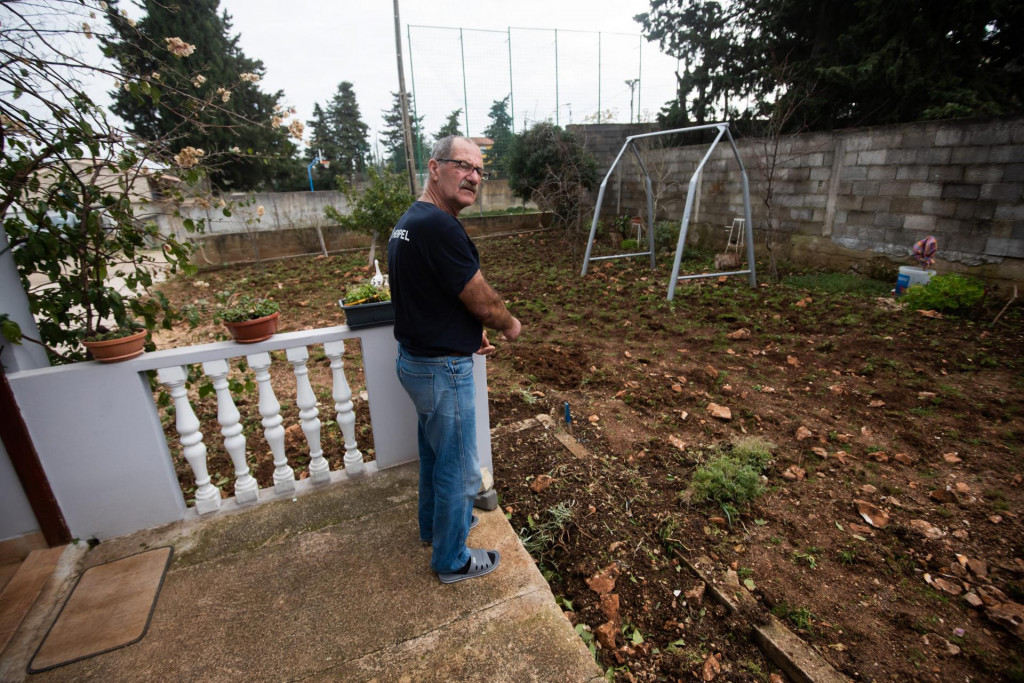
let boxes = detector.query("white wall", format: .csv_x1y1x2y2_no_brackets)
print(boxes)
0,439,40,543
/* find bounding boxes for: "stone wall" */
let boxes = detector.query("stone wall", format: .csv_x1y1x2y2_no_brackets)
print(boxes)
192,211,551,270
570,118,1024,288
161,179,530,241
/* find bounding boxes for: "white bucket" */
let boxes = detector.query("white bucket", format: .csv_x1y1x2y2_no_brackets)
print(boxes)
895,266,936,295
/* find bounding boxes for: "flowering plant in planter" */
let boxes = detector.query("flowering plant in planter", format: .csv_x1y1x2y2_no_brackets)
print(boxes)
82,321,148,362
340,281,393,329
215,293,281,343
341,282,391,306
215,294,281,323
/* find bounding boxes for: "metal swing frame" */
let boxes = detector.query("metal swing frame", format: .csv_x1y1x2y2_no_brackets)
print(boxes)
580,122,756,300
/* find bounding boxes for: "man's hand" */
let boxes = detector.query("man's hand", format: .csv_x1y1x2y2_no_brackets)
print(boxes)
500,316,522,342
475,331,496,356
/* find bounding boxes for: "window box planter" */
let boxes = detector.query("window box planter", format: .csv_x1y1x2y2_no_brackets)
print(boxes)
339,299,394,330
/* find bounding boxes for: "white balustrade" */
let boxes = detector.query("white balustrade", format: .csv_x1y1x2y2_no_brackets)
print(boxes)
247,351,296,494
202,358,259,504
324,340,364,476
157,365,222,514
286,346,329,484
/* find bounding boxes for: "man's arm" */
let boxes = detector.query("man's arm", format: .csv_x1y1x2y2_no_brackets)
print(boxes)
459,270,521,340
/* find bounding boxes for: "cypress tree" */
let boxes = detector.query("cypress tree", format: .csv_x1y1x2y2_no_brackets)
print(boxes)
102,0,297,190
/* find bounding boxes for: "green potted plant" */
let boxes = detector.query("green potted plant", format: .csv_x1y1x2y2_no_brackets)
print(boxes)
82,321,148,362
339,280,393,329
217,294,281,343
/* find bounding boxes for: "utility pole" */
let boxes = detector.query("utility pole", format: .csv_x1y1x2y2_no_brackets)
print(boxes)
393,0,417,196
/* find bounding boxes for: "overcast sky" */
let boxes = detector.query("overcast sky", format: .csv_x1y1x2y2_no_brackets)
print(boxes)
215,0,680,155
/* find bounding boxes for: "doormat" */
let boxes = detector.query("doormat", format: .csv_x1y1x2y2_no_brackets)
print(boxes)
27,546,173,674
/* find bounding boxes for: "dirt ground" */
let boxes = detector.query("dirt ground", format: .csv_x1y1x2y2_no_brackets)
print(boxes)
155,230,1024,682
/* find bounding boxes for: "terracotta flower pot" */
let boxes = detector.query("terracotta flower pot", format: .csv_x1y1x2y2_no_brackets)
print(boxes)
83,329,147,362
223,312,279,343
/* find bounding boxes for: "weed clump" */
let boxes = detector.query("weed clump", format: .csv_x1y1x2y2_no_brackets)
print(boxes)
900,273,985,316
688,438,774,523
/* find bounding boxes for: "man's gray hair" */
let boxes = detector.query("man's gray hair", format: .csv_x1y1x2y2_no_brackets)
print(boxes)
431,135,469,160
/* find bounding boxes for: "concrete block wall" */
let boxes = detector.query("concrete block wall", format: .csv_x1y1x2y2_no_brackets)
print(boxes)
573,118,1024,287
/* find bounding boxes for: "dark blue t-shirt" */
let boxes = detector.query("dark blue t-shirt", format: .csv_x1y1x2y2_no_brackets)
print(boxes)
387,201,482,356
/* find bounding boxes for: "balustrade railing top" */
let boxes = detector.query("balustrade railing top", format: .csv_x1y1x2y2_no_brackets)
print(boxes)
5,324,491,541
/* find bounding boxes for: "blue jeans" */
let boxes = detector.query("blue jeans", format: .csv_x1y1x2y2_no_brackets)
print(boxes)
396,344,480,573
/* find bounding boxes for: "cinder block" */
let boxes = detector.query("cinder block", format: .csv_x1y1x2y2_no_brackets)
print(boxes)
935,128,966,146
858,150,887,165
909,183,943,198
844,136,875,152
969,125,1013,146
904,214,936,231
848,210,876,225
945,233,989,253
928,166,965,182
980,183,1023,201
868,166,898,180
941,184,981,200
951,147,991,164
896,165,929,180
878,180,912,198
985,237,1024,258
851,180,880,196
995,204,1024,220
886,149,918,165
956,201,995,220
990,146,1024,163
902,131,937,148
917,148,953,164
891,197,925,214
922,199,957,217
837,196,862,211
874,213,903,228
843,166,868,181
965,166,1005,183
862,196,892,212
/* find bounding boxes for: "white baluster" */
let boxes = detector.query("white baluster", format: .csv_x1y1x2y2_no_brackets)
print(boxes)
324,340,364,476
286,346,329,484
246,351,295,494
202,359,259,504
157,365,221,514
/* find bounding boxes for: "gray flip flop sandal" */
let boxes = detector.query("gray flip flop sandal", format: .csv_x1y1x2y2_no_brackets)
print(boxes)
438,548,501,584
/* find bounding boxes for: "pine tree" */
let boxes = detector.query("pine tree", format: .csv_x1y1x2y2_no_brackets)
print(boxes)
483,96,514,179
102,0,297,190
380,92,426,174
307,83,370,180
435,108,463,139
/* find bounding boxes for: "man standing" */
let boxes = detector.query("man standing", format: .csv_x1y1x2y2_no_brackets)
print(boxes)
388,136,522,584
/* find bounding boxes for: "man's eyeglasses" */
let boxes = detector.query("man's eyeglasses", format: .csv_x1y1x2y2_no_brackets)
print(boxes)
436,158,490,180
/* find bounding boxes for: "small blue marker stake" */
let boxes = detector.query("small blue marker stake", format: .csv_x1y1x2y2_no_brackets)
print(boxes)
564,402,572,431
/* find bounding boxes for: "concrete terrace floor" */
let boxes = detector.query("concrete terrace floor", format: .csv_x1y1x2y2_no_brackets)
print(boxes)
0,462,603,682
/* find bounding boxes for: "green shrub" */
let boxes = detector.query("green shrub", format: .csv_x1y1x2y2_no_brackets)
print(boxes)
689,437,774,523
653,220,679,251
621,238,639,250
901,273,985,316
